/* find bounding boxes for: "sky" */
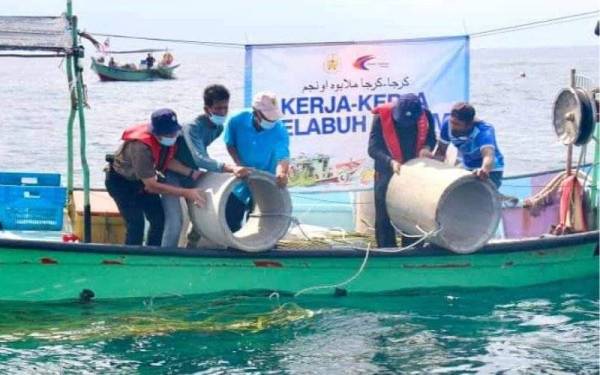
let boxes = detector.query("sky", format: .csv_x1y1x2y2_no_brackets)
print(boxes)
1,0,599,49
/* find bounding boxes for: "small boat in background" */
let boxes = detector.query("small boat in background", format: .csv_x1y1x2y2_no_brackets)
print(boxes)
91,57,179,82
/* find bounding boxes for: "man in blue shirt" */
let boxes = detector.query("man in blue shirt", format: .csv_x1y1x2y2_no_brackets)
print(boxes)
434,102,505,187
161,85,249,247
224,92,290,232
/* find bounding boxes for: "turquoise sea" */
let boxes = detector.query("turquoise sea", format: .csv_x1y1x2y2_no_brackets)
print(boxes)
0,278,597,373
0,44,598,372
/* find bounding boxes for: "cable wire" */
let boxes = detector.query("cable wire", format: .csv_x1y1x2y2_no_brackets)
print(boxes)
471,10,599,38
87,10,600,47
89,32,245,48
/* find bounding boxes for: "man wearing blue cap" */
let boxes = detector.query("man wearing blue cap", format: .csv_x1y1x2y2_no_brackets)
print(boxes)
105,108,206,246
368,94,437,248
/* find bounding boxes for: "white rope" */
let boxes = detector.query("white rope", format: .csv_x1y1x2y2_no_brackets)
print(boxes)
290,217,315,242
389,220,422,238
268,292,280,302
291,215,441,297
366,226,442,254
294,243,371,297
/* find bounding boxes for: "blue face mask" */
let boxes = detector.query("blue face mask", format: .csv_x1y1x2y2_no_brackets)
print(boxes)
209,113,227,126
260,119,276,130
159,135,177,146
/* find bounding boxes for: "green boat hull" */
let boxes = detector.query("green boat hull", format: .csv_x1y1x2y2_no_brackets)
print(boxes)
91,58,179,81
0,232,597,302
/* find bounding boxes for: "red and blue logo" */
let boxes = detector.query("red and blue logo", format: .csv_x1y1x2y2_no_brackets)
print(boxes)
353,55,375,70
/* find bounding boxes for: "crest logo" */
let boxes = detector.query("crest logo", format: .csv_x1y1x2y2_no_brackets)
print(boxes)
323,54,341,74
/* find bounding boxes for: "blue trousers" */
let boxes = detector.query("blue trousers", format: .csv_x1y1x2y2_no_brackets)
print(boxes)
160,171,199,248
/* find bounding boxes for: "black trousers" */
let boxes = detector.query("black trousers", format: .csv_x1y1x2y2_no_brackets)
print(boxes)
374,173,420,249
105,168,164,246
225,195,253,233
374,173,397,248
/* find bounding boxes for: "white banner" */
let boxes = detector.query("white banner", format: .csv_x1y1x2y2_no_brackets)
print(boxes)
245,36,469,192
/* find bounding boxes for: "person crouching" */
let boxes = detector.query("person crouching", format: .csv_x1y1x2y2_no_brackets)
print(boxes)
105,108,206,246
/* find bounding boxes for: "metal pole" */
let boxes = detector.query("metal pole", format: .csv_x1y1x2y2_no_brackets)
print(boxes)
65,59,76,196
68,3,92,243
591,115,600,230
566,68,576,176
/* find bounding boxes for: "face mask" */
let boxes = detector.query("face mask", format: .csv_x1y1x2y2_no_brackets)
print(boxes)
159,136,177,146
260,119,276,130
209,113,226,126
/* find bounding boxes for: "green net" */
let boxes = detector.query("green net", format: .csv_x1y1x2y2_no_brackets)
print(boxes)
0,294,314,342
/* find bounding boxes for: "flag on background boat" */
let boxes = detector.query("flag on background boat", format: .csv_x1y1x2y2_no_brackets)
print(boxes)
98,37,109,54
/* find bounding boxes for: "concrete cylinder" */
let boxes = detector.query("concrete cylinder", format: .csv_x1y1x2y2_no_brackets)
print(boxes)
188,171,292,252
386,158,501,253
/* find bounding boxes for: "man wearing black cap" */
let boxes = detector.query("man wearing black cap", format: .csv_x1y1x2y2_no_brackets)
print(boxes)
368,94,437,248
105,108,206,246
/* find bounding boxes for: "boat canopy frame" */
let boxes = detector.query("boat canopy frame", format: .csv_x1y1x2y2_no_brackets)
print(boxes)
0,2,92,242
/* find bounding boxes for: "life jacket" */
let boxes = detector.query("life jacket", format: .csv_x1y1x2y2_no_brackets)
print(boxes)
551,175,588,235
372,103,429,164
121,123,177,172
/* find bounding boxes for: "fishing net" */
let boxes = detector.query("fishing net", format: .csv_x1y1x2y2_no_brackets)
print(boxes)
0,294,314,342
0,16,71,52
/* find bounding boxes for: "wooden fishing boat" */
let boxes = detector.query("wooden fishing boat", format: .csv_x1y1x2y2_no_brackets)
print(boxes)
0,230,597,302
0,165,597,302
91,57,179,81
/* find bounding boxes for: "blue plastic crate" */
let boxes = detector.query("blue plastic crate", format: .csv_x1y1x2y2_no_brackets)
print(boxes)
0,172,61,187
0,185,66,230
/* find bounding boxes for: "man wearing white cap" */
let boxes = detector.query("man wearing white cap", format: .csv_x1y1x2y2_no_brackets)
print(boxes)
223,92,290,232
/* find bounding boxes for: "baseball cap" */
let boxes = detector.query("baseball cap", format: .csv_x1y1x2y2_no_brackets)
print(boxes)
252,92,282,121
149,108,182,136
392,93,423,123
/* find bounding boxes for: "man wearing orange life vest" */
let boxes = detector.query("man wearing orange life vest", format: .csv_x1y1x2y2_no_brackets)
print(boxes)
368,94,437,248
105,108,206,246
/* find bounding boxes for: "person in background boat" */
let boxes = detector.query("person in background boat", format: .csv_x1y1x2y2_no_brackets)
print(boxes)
433,102,505,188
145,53,155,69
224,92,290,232
108,57,117,68
105,108,206,246
121,63,137,70
161,85,250,248
368,93,437,248
160,52,174,67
